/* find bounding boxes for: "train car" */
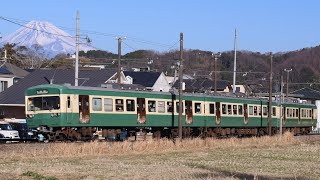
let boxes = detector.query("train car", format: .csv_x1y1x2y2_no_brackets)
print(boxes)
25,84,317,141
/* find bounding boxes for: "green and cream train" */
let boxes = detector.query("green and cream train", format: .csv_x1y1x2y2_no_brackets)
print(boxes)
25,84,317,141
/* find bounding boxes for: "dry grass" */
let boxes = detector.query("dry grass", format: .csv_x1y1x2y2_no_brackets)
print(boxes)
1,132,320,179
4,132,296,159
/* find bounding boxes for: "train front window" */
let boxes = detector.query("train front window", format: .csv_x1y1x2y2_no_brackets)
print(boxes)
28,96,60,111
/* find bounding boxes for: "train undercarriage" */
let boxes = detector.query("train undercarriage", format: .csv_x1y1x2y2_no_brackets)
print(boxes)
35,126,312,142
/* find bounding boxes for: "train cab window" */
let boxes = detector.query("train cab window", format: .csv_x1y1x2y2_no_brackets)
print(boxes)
92,98,102,111
167,102,173,113
176,102,184,113
233,105,237,115
195,103,202,114
222,104,227,114
249,106,253,115
238,105,243,115
158,101,165,113
148,100,156,112
116,99,124,111
306,109,309,118
272,107,276,116
67,96,71,108
263,106,268,116
126,99,135,112
209,103,215,114
253,106,258,116
104,98,113,112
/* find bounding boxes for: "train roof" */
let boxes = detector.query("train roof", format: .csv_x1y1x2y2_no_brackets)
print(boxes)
26,84,316,107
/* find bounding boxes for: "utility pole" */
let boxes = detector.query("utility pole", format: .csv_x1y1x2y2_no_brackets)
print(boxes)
117,37,122,85
75,10,80,86
178,32,183,140
279,75,284,135
232,29,237,93
213,53,221,93
284,68,292,99
268,53,273,136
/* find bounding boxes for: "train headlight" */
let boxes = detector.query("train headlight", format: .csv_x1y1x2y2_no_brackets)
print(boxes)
51,113,60,117
26,114,34,118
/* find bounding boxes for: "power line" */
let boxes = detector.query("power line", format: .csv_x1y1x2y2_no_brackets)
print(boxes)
0,16,75,39
1,16,177,49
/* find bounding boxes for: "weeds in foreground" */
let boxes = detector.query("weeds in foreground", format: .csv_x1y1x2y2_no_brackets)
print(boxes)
22,171,58,180
7,132,297,158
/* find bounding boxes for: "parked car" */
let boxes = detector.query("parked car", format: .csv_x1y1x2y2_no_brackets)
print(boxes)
0,122,20,140
9,122,35,140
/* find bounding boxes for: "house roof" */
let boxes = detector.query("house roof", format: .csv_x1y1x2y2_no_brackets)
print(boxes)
291,87,320,99
173,78,230,91
0,69,116,105
123,71,161,87
1,63,29,77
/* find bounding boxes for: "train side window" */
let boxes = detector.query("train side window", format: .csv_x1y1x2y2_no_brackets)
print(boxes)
263,106,268,116
272,107,276,116
253,106,258,116
222,104,226,114
227,105,232,115
116,99,124,111
238,105,243,115
258,106,261,116
92,98,102,111
104,98,113,112
233,105,237,115
167,102,173,113
309,110,312,118
126,99,135,112
67,96,71,108
287,108,290,117
249,106,253,115
209,103,215,114
296,109,299,118
148,100,156,112
158,101,165,113
176,102,184,113
195,103,201,114
292,109,295,118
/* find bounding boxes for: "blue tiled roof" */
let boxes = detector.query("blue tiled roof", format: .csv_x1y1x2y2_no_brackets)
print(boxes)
123,71,161,87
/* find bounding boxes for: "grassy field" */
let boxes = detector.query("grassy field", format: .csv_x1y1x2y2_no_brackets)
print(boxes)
1,133,320,180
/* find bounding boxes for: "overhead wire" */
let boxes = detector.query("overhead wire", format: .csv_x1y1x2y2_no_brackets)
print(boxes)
0,16,180,50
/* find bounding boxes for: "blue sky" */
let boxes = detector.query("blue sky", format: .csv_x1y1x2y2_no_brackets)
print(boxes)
0,0,319,54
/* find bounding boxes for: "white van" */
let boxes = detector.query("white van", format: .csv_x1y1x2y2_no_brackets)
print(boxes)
0,122,20,140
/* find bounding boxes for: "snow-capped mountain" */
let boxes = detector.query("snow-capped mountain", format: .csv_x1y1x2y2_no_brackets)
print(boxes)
0,20,96,58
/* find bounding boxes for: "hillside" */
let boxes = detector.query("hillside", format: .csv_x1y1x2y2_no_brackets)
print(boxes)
79,45,320,92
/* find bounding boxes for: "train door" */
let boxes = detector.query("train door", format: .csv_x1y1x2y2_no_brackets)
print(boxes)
244,104,248,124
137,98,146,124
185,100,193,124
216,102,221,124
79,95,90,124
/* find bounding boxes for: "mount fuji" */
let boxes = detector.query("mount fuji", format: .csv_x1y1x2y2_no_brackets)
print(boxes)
0,20,96,58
